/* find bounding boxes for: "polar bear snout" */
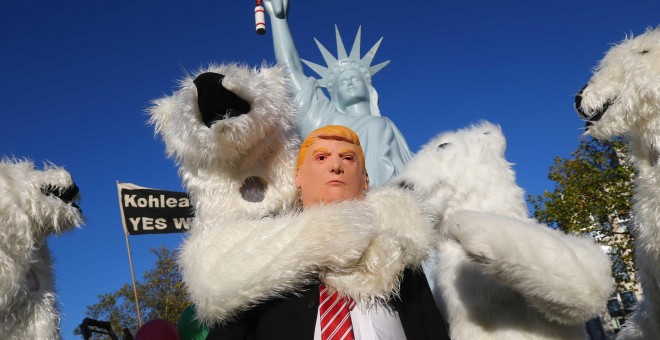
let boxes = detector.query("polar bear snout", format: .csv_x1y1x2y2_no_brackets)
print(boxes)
41,183,81,212
574,84,591,120
575,84,614,129
194,72,252,128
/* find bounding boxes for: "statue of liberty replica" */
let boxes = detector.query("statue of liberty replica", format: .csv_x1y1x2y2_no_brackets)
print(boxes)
263,0,413,186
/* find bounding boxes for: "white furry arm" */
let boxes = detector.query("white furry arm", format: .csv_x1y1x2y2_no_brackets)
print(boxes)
179,200,378,324
323,187,436,304
445,210,613,324
366,187,436,265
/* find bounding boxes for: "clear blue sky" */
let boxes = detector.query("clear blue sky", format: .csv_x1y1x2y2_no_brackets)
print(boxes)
1,1,658,338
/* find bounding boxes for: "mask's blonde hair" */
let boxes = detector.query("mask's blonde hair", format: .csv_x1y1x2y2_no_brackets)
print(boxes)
296,125,365,171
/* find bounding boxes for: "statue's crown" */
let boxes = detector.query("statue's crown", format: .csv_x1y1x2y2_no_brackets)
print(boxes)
302,25,390,96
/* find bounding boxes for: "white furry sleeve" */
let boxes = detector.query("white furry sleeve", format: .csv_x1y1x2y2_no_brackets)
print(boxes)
179,199,379,324
369,187,437,263
445,210,613,324
323,187,437,304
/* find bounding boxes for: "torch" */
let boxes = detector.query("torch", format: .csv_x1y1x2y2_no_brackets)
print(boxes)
255,0,266,35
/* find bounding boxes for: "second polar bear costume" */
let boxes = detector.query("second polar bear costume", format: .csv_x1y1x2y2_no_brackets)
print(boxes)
393,121,614,339
575,27,660,339
148,64,436,325
0,159,83,340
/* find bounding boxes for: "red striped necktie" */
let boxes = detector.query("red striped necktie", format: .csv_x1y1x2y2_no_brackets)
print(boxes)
319,284,356,340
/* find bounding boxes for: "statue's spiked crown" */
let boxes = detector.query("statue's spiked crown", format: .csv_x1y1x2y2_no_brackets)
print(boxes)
302,26,390,96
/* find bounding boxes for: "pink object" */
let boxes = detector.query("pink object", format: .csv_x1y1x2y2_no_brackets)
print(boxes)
135,319,180,340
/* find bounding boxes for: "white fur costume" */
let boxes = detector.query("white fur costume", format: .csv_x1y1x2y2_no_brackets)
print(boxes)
0,159,83,340
392,121,613,339
575,27,660,339
148,64,435,324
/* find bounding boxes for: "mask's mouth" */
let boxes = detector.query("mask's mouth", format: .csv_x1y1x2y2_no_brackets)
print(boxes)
41,183,81,212
575,84,615,129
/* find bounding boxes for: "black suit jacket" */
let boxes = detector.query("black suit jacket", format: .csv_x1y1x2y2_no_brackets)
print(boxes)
206,268,450,339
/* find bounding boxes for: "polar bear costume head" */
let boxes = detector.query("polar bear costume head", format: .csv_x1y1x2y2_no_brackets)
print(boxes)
575,27,660,338
575,27,660,164
149,64,299,221
392,121,528,220
0,159,83,339
392,123,613,339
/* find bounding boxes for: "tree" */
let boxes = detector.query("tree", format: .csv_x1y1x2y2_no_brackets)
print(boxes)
75,246,190,338
528,137,637,291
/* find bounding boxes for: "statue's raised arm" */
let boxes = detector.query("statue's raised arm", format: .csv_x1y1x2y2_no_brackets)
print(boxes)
264,0,414,187
263,0,307,94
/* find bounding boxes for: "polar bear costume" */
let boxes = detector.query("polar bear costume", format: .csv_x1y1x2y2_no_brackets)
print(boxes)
575,27,660,339
0,159,83,340
148,64,436,325
392,121,613,339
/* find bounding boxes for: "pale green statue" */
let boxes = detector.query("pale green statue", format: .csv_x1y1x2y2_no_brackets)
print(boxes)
264,0,413,187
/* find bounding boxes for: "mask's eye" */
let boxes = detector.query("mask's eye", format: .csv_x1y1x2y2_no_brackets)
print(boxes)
639,50,650,55
437,142,450,150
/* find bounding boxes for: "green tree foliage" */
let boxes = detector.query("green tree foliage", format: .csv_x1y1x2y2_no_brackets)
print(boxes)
528,137,636,290
75,246,190,338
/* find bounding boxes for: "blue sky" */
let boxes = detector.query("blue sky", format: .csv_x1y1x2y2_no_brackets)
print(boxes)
1,1,658,338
